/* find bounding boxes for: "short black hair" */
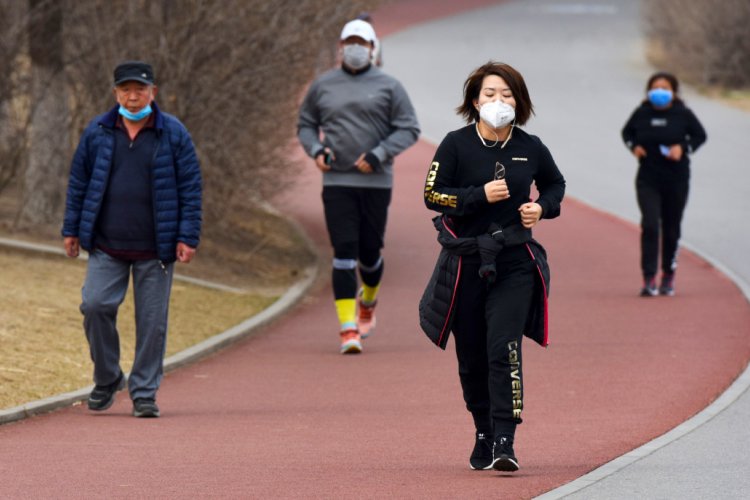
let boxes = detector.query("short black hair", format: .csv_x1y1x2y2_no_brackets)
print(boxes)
646,71,679,93
456,61,534,125
644,71,683,105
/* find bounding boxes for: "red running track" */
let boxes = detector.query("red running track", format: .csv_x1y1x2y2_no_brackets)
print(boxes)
2,2,749,498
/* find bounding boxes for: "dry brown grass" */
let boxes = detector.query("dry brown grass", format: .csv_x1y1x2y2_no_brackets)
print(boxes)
0,154,317,413
0,246,278,410
699,88,750,113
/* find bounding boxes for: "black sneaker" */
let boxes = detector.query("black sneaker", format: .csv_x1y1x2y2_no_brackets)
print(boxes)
659,274,675,296
640,277,658,297
132,398,160,418
88,371,126,411
491,436,519,472
469,432,493,470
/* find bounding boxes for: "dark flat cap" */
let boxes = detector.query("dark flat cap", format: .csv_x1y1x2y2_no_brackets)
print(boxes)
114,61,155,85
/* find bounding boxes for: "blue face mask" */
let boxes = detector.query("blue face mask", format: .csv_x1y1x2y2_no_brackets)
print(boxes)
647,88,673,108
119,103,153,121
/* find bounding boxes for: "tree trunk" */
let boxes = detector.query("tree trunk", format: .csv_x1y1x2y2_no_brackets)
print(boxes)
16,0,68,228
0,1,26,194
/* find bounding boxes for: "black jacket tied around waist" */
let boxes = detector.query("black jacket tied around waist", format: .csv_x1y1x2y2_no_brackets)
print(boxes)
419,215,551,349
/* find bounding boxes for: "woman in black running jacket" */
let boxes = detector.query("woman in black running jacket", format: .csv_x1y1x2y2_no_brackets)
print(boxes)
422,62,565,473
622,72,707,297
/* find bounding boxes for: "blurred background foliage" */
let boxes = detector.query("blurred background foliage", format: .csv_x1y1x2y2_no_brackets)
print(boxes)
644,0,750,89
0,0,381,238
0,0,746,242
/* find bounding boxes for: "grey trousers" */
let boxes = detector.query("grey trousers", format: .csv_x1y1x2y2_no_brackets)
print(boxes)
80,250,174,400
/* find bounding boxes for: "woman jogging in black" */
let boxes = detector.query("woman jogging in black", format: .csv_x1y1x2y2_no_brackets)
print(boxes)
622,72,707,297
420,62,565,472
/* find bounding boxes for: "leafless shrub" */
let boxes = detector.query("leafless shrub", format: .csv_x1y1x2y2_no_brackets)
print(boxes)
1,0,380,231
644,0,750,88
61,0,377,227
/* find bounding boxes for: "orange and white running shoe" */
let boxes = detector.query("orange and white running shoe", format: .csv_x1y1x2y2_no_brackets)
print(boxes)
340,329,362,354
357,298,377,339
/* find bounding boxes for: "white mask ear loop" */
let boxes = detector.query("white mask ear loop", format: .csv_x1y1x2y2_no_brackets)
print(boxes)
475,121,499,147
499,121,515,149
475,120,514,149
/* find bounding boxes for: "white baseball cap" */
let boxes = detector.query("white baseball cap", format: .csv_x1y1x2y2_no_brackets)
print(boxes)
340,19,376,43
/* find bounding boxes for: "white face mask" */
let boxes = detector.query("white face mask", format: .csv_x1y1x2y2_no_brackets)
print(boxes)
479,100,516,129
342,44,371,70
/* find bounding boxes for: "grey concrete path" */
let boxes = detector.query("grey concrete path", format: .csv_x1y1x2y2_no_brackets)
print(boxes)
383,0,750,498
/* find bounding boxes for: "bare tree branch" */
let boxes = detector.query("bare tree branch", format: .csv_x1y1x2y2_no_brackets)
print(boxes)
0,0,382,232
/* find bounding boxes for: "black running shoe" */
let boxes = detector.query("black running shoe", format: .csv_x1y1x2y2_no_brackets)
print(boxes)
640,277,658,297
132,398,160,418
469,432,493,470
491,436,519,472
659,274,675,296
88,371,126,411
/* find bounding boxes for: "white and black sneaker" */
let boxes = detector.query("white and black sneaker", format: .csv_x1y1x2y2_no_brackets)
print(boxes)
640,277,658,297
491,436,519,472
469,432,494,470
659,273,675,296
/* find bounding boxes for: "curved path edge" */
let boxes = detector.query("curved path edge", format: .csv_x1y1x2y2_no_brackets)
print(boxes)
0,231,320,426
1,3,747,497
380,2,750,494
514,188,750,500
410,138,750,499
532,200,750,303
519,138,750,500
537,358,750,498
0,0,501,431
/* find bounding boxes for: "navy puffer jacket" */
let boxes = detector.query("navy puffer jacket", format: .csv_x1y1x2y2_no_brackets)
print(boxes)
62,102,202,263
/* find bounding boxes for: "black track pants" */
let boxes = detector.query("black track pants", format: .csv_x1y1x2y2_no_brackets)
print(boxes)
451,247,535,437
636,176,689,278
322,186,391,300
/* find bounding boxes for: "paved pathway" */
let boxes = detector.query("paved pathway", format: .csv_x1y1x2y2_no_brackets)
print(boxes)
383,1,750,498
1,1,748,498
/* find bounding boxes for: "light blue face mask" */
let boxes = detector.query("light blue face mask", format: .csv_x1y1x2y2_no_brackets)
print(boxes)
119,104,153,121
647,88,673,108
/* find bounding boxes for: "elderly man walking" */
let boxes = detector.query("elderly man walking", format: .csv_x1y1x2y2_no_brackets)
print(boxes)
62,61,202,417
298,20,420,354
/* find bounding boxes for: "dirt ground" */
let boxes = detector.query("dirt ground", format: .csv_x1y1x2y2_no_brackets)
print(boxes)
0,183,317,410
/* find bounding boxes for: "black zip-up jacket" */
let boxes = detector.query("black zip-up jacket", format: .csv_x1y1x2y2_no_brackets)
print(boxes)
621,100,707,181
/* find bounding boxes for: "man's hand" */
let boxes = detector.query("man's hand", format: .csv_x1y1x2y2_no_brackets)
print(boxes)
64,236,80,258
354,153,373,174
666,144,683,161
176,242,196,263
484,179,510,203
519,202,543,228
315,147,334,172
632,145,647,159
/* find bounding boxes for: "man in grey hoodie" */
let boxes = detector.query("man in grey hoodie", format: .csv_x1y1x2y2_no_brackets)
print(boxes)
298,19,420,354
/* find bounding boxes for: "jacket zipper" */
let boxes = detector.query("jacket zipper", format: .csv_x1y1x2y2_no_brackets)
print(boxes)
90,125,115,241
150,132,163,269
